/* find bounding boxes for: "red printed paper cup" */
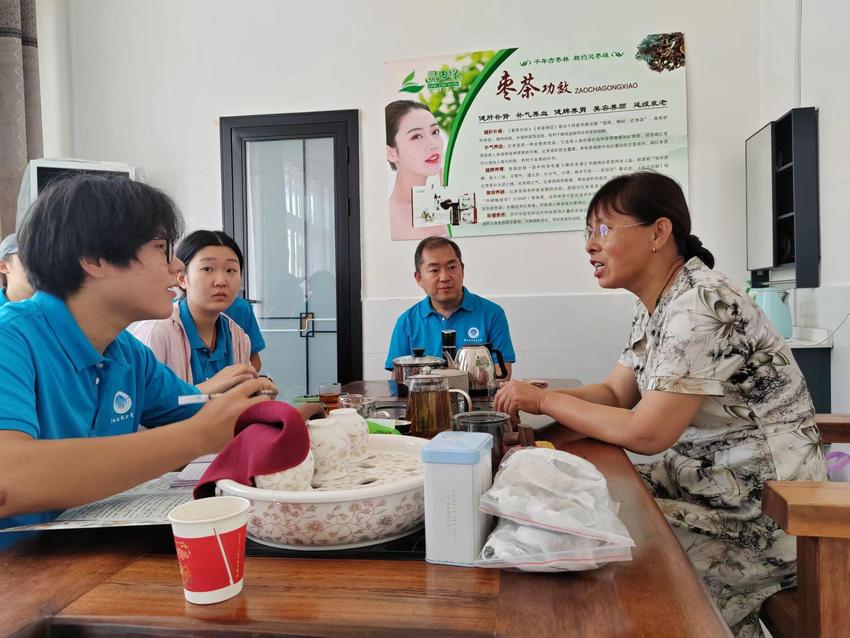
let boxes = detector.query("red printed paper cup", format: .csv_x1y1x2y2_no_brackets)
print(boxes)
168,496,250,605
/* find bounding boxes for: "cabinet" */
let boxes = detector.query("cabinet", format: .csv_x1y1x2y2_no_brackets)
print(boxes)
745,107,819,289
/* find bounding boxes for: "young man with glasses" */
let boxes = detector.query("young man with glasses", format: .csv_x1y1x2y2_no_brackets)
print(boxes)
0,175,277,548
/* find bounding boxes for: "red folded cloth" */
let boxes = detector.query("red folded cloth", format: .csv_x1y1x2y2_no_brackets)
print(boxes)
194,401,310,499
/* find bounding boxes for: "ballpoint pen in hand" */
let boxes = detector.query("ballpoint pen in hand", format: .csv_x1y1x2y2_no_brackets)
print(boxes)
177,390,277,406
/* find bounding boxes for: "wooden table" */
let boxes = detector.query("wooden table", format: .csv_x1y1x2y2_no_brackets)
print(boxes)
1,383,730,637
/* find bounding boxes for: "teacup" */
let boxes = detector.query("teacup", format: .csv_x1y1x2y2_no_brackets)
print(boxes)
254,449,315,491
339,395,390,420
306,418,352,482
328,408,369,462
338,393,365,408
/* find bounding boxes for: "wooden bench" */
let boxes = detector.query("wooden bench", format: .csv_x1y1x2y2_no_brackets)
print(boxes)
761,414,850,638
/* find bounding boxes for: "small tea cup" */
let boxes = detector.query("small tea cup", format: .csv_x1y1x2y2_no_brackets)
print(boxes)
254,449,315,491
329,408,369,462
306,418,352,482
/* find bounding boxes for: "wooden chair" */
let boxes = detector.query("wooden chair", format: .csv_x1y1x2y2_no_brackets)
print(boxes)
760,414,850,638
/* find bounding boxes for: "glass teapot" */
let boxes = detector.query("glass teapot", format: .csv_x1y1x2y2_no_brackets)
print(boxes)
406,373,472,438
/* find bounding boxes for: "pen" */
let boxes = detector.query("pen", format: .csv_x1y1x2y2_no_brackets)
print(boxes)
177,390,277,406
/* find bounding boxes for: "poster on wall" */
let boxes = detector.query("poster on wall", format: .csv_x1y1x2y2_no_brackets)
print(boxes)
384,33,689,240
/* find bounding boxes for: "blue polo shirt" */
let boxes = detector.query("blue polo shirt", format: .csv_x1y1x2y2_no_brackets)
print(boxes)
0,288,8,306
385,288,516,368
0,292,202,542
178,298,234,384
225,297,266,354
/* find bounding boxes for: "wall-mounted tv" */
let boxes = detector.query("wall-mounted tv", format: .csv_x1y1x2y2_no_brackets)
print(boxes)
16,158,139,227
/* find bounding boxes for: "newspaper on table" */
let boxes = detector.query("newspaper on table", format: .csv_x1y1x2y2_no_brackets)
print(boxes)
169,453,215,487
1,473,194,532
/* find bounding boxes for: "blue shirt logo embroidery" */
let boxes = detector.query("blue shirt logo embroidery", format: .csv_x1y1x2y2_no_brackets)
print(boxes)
113,391,132,415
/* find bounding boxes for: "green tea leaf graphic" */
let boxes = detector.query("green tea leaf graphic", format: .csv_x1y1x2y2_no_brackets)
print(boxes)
402,70,416,85
400,84,424,93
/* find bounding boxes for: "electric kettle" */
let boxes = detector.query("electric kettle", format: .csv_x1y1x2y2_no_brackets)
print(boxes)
750,288,792,338
447,342,509,395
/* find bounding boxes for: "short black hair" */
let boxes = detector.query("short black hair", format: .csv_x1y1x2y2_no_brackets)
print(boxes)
176,230,243,270
18,174,184,299
414,236,463,272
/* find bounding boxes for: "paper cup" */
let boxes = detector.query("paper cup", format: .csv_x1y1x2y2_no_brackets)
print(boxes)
168,496,250,605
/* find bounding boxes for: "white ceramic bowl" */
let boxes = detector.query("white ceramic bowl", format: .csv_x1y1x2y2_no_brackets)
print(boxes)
217,435,425,550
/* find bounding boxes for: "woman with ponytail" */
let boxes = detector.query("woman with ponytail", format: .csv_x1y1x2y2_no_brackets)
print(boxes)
495,172,826,637
130,230,261,394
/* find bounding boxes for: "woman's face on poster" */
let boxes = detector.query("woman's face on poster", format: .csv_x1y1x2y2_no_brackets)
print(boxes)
387,108,443,178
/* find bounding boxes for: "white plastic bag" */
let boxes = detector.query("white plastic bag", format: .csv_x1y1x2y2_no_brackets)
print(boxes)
477,518,633,572
479,447,634,547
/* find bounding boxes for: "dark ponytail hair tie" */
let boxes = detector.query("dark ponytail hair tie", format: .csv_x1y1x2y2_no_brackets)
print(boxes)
683,234,715,268
685,234,702,254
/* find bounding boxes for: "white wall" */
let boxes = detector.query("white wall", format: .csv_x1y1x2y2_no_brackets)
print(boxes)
799,0,850,290
36,0,763,383
35,0,73,158
757,0,850,411
799,0,850,411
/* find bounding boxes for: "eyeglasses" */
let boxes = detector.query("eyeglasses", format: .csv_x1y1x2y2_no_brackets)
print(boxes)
152,236,174,263
584,222,648,243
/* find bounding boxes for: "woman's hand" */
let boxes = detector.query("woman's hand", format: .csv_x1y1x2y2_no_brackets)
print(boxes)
494,380,549,421
295,403,326,421
197,364,258,395
257,375,279,400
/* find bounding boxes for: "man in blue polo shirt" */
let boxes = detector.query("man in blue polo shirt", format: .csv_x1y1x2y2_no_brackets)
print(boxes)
385,237,515,375
0,175,277,548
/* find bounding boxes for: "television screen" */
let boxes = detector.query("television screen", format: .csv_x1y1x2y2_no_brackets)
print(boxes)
16,159,137,228
36,166,131,193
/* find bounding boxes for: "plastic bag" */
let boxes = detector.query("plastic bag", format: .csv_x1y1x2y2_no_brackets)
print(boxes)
478,447,634,546
477,518,633,572
826,450,850,482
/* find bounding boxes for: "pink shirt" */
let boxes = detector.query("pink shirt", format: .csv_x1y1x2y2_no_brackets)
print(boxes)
129,304,252,384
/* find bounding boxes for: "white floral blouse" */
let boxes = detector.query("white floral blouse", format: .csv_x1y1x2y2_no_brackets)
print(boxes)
619,257,826,637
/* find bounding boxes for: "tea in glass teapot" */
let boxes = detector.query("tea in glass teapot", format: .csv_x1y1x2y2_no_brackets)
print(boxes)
406,373,472,438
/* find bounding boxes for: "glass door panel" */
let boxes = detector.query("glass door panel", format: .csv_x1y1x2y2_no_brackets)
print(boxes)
245,137,337,401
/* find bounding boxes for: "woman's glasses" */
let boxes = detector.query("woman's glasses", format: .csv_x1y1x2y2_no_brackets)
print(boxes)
584,222,648,243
